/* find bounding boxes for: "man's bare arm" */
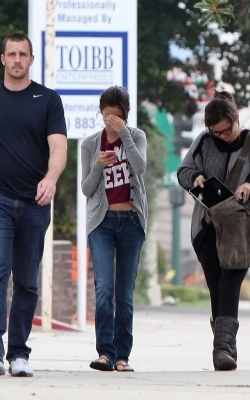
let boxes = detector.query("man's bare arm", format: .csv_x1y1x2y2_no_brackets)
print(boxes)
35,134,67,205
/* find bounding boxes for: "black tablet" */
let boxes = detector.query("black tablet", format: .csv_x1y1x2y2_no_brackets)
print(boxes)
189,176,234,209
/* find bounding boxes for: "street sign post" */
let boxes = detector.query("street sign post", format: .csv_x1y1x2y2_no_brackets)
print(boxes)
29,0,137,329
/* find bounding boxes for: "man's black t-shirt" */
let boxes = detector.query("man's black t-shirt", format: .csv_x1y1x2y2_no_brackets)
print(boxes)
0,81,67,202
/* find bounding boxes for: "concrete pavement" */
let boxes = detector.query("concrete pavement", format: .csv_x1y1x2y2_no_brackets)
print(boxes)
1,303,250,399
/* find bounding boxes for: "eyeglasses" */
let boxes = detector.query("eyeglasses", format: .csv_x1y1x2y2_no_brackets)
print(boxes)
209,124,233,137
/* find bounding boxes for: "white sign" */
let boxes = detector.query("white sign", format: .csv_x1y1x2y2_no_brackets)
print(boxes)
28,0,137,138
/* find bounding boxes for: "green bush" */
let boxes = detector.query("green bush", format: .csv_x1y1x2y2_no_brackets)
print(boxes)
161,284,210,303
240,279,250,300
133,290,150,305
157,242,168,276
134,254,151,304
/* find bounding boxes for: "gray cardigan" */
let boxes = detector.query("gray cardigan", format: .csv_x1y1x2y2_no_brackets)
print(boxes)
81,126,148,236
177,129,250,249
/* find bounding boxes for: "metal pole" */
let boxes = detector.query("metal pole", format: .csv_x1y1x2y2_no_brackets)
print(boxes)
145,220,162,305
169,186,184,286
77,139,87,330
172,205,181,285
41,0,55,331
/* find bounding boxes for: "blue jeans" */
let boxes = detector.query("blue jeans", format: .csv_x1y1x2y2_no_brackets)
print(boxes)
88,210,145,367
0,193,50,363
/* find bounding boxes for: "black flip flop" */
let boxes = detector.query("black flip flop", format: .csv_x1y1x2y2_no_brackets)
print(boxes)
90,355,114,371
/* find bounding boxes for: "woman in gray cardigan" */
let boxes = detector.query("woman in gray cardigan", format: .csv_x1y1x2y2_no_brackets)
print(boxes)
81,86,147,372
178,90,249,371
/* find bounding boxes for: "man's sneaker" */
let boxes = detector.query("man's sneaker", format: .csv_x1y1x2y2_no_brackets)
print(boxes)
9,358,33,377
0,360,5,375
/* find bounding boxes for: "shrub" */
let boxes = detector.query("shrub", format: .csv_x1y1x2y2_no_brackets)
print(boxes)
157,242,168,277
240,278,250,301
134,290,150,305
161,284,210,303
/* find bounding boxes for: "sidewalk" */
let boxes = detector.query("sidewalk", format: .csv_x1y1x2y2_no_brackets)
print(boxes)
1,303,250,399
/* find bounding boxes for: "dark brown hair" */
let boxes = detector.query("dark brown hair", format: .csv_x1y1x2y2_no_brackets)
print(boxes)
99,86,130,122
2,33,33,56
204,89,238,129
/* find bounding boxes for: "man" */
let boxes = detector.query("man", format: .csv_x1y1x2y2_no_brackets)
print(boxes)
0,33,67,377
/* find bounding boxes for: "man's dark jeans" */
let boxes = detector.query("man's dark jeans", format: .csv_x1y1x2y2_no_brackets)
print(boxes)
0,193,50,362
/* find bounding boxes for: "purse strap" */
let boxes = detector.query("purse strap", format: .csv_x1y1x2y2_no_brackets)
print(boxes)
225,131,250,191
